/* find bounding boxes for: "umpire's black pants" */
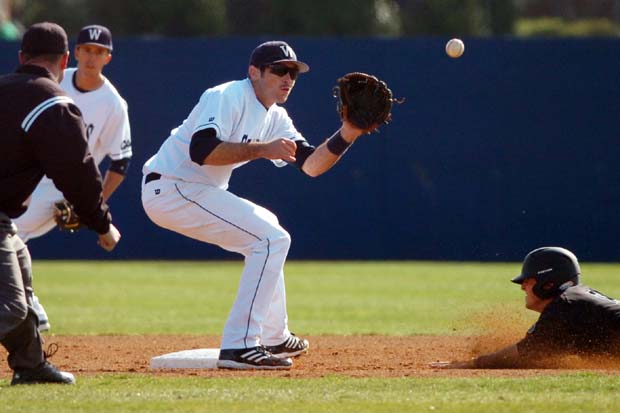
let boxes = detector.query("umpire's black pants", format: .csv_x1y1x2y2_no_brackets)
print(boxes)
0,212,44,370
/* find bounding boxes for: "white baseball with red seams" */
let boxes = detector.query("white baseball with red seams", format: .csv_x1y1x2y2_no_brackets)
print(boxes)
446,38,465,58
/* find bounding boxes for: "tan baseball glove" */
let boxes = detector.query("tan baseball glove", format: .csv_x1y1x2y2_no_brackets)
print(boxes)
53,200,82,232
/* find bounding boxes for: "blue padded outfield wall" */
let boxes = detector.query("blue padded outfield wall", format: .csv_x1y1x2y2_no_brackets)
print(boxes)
1,37,619,261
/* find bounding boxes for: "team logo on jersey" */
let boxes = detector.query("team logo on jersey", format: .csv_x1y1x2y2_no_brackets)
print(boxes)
88,28,102,40
121,139,132,150
241,134,259,143
209,117,215,122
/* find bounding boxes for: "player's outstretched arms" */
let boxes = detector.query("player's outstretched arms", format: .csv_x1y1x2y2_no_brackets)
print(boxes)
430,344,520,369
259,138,297,162
202,139,297,165
301,121,366,177
97,223,121,252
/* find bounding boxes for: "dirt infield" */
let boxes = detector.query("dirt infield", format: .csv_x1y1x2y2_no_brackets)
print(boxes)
3,335,620,379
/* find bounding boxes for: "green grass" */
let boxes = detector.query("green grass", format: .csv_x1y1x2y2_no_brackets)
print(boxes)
4,260,620,412
31,260,620,335
31,260,527,335
3,374,620,413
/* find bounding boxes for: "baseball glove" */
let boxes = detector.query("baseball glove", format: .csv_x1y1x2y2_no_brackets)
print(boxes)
53,200,82,232
333,72,398,133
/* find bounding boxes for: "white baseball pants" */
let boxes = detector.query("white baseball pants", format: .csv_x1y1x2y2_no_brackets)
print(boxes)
141,176,292,349
14,178,63,242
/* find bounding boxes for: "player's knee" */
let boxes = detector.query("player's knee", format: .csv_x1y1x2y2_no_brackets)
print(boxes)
248,228,290,256
267,228,291,254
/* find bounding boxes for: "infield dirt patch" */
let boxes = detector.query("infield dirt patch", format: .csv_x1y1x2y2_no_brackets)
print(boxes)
3,335,620,379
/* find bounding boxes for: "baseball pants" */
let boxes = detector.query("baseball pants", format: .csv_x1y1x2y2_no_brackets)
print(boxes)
13,178,63,242
0,212,45,370
141,176,292,349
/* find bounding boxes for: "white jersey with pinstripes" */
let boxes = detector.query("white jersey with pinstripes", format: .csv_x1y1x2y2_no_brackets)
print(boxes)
143,78,305,189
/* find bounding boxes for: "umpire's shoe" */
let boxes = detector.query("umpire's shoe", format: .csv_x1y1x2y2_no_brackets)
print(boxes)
217,346,293,370
11,361,76,385
264,333,309,358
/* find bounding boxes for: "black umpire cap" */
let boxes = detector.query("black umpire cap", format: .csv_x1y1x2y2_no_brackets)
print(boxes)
77,25,113,51
250,41,309,73
21,22,68,55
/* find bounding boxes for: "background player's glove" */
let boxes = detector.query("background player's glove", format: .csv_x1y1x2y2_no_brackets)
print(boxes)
333,72,398,133
54,200,82,232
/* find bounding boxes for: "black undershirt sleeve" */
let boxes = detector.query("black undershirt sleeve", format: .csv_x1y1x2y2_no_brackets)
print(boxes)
292,139,315,171
108,158,131,175
190,128,222,165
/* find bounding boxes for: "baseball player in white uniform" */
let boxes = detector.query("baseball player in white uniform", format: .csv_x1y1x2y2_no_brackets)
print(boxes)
14,25,132,332
142,41,367,370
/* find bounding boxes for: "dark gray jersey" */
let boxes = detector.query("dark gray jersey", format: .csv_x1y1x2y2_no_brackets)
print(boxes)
517,285,620,358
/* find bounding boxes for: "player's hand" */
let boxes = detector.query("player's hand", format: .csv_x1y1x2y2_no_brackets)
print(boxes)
261,138,297,163
340,120,366,142
98,223,121,252
429,360,474,369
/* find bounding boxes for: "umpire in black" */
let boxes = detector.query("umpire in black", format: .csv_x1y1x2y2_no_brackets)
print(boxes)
433,247,620,369
0,22,121,385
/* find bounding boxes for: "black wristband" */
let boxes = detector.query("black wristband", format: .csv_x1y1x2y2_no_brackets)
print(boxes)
326,131,351,156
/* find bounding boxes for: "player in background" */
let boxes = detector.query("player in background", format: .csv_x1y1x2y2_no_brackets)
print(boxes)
432,247,620,369
14,24,132,332
142,41,368,369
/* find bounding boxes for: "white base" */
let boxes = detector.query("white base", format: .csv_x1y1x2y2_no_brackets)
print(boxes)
150,348,221,369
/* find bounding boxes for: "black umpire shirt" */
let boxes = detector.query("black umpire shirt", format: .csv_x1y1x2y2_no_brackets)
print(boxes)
517,285,620,358
0,64,110,234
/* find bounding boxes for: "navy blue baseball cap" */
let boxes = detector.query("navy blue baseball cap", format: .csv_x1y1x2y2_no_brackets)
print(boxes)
249,41,309,73
21,22,68,55
77,25,113,51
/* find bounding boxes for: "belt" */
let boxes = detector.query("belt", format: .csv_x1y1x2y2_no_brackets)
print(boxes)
145,172,162,184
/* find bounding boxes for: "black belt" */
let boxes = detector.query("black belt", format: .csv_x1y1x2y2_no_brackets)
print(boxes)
145,172,162,184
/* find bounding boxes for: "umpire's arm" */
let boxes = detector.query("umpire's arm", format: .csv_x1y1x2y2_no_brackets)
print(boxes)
28,102,111,234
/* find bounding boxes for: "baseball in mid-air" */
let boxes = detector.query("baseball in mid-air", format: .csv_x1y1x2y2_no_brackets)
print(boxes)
445,38,465,58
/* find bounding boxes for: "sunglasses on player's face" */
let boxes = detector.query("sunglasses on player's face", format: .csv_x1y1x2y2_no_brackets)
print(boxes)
267,64,299,80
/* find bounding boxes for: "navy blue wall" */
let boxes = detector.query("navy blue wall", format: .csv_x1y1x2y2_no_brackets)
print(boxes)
2,37,619,261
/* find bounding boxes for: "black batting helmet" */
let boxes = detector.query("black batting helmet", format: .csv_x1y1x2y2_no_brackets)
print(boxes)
511,247,581,299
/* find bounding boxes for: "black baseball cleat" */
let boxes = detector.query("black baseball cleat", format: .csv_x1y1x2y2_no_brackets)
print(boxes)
264,334,309,358
11,361,76,385
217,346,293,370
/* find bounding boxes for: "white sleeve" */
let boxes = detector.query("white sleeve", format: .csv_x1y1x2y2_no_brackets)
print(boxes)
192,90,236,141
102,98,132,161
271,108,304,141
269,108,306,167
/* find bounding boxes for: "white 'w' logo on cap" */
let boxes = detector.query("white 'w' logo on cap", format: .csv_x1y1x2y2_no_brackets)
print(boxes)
88,28,102,40
279,45,292,58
